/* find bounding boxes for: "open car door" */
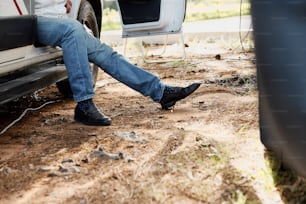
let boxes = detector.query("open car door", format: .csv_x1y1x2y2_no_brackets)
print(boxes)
116,0,186,38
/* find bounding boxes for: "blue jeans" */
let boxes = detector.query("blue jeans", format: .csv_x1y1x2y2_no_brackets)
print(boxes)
36,17,165,102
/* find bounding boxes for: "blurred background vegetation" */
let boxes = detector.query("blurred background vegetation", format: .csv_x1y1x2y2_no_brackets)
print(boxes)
101,0,250,31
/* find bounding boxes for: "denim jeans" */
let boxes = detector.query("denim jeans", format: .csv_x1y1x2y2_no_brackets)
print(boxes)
36,16,165,102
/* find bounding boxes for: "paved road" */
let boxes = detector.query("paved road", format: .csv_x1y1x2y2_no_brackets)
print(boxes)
182,15,252,33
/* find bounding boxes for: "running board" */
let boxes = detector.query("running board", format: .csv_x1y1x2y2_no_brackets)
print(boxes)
0,65,67,105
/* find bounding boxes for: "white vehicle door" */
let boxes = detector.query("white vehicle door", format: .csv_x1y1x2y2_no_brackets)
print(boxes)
0,0,35,64
0,0,33,16
116,0,186,38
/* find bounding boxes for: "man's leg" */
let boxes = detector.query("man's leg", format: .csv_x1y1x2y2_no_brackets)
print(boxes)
84,31,201,108
36,17,200,126
36,17,94,102
87,37,165,102
36,17,111,126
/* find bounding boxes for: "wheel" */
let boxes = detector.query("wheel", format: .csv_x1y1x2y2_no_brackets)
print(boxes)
56,0,100,98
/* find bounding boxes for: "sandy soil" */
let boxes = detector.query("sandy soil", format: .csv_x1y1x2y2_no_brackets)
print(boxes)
0,35,305,204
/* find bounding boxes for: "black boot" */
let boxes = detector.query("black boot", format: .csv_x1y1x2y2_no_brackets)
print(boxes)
74,99,111,126
160,83,201,110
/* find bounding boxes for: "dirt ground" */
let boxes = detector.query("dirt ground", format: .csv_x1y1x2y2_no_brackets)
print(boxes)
0,34,305,204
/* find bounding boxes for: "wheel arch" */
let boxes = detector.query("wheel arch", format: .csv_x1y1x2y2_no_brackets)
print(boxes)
72,0,102,34
88,0,102,34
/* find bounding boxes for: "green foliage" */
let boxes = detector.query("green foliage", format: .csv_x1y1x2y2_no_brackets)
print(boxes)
101,8,121,31
185,1,250,22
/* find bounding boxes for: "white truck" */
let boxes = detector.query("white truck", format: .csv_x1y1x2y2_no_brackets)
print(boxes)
0,0,186,104
0,0,103,103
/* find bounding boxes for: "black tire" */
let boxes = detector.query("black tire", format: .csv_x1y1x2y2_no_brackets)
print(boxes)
56,0,100,98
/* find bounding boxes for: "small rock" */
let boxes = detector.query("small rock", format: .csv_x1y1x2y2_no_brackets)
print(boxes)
118,152,124,160
81,157,89,163
29,164,35,170
4,167,12,174
79,200,87,204
134,149,142,155
215,54,221,60
126,157,135,163
62,158,74,163
90,147,125,160
47,173,58,177
70,166,80,173
38,166,52,172
88,133,97,137
112,131,148,143
27,137,34,145
58,166,69,173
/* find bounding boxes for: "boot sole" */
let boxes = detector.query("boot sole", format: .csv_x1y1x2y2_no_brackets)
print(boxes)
74,115,111,126
161,83,201,110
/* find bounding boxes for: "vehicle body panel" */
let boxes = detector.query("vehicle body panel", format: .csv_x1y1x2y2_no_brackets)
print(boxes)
0,0,102,104
116,0,186,37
